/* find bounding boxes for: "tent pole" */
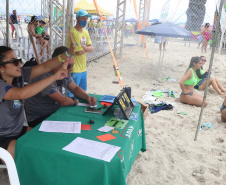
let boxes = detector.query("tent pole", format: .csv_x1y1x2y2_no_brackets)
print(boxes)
194,0,224,141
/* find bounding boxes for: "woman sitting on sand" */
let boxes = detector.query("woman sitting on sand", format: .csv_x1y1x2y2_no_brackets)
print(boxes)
221,97,226,122
179,56,208,107
194,56,226,95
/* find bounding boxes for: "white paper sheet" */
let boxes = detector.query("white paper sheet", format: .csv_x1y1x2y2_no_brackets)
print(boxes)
63,137,121,162
77,103,97,108
97,126,114,133
39,121,81,134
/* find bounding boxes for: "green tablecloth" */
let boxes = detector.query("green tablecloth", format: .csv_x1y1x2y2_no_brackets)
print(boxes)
15,95,146,185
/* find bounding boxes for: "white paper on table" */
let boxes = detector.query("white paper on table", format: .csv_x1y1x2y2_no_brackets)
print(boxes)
63,137,121,162
97,126,114,133
77,102,97,108
39,121,81,134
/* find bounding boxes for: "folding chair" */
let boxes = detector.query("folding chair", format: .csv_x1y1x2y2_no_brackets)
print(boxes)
0,147,20,185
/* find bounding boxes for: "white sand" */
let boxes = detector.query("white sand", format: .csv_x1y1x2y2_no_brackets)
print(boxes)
1,38,226,185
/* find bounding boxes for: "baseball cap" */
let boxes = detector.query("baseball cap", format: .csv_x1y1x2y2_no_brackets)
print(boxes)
76,9,92,18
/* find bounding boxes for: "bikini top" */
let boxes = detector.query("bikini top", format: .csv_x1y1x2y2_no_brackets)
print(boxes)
184,68,197,86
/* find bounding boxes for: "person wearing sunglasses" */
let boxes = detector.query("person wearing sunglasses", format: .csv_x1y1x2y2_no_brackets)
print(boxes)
194,56,226,95
0,32,75,160
25,46,97,128
28,16,49,60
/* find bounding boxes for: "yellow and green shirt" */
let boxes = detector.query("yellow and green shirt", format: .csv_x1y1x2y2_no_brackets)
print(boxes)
97,22,102,29
67,27,92,73
88,20,94,28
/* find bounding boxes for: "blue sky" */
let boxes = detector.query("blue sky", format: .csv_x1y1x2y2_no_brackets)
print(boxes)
3,0,217,24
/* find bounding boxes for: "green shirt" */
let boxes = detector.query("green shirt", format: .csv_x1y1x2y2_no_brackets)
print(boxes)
36,26,45,35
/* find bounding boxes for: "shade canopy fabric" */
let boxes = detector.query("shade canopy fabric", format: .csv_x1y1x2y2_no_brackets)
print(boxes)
74,0,113,16
136,22,192,38
125,18,137,22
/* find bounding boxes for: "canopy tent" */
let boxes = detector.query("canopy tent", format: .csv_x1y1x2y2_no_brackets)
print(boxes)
74,0,113,16
125,18,137,22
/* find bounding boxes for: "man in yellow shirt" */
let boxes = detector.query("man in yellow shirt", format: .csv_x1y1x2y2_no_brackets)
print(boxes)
67,9,93,96
97,19,102,35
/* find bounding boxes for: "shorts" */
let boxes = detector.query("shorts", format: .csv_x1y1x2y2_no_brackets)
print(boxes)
11,24,15,31
220,103,226,112
67,71,87,97
198,35,203,43
0,126,28,150
180,92,193,96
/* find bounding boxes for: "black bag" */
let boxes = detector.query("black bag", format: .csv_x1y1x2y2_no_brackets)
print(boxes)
23,57,38,67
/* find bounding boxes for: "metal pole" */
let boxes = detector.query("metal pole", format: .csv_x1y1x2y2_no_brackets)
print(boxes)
6,0,9,47
49,0,53,56
219,12,226,53
194,0,224,141
62,0,66,46
120,0,126,58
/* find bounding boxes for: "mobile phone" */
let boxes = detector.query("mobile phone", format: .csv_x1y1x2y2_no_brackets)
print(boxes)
84,108,102,114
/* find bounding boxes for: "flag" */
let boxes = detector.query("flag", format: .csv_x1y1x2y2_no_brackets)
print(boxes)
160,0,171,22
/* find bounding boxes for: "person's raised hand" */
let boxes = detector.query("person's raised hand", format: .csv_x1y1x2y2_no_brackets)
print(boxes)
54,61,69,80
67,31,75,56
88,96,97,106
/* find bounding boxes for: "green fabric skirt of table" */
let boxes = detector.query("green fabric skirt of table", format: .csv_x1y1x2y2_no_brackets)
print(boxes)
15,94,146,185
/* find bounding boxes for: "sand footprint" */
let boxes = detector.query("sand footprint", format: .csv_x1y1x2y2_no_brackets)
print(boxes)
192,166,206,183
208,168,221,177
215,137,224,143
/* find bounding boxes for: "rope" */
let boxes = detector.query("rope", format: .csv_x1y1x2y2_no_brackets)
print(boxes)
93,0,124,87
169,0,182,22
133,0,149,59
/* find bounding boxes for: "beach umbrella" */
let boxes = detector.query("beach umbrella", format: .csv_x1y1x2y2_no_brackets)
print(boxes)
125,18,137,23
136,22,192,75
136,22,191,38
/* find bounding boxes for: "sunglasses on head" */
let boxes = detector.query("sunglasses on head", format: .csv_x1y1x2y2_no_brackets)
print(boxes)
0,58,22,66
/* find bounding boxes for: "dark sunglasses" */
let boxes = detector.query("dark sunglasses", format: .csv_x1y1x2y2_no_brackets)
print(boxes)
67,63,74,69
202,59,206,62
0,58,22,66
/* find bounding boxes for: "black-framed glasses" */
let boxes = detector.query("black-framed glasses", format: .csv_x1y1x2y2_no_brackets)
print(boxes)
0,58,22,66
202,59,206,62
67,63,74,70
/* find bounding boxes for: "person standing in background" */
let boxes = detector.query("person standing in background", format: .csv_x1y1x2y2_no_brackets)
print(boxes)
97,19,102,35
9,10,18,39
66,9,93,95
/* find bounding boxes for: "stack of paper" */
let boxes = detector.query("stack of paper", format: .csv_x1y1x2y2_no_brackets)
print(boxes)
63,137,121,162
39,121,81,134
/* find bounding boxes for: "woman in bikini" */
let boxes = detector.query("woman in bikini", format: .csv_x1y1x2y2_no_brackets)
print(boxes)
179,56,208,107
201,23,210,53
221,97,226,122
195,56,226,95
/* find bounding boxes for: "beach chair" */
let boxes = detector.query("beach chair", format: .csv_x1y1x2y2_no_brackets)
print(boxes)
0,27,25,58
0,147,20,185
14,24,27,59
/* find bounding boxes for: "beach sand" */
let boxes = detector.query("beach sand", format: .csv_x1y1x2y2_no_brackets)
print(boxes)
1,38,226,185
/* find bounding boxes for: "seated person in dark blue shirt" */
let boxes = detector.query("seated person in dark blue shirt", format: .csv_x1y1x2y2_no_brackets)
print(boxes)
25,46,97,127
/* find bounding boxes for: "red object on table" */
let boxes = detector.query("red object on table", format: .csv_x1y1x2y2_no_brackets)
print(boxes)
100,102,112,106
